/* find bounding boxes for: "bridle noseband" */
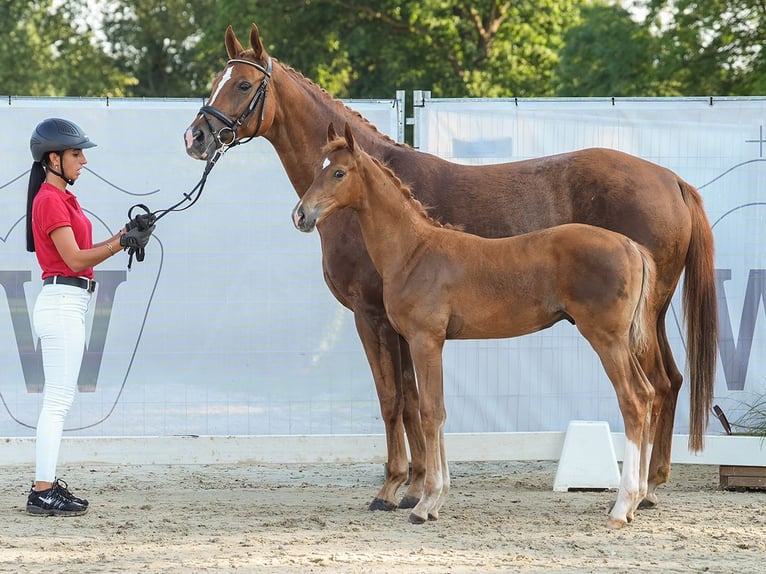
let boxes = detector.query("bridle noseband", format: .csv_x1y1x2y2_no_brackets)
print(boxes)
198,57,273,149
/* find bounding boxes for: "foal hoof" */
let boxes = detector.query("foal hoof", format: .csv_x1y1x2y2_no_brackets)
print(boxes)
368,497,397,512
398,494,420,510
408,512,427,525
607,517,627,529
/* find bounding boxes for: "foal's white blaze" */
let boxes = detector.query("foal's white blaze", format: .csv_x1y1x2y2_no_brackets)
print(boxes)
208,65,234,106
610,438,642,526
322,157,330,170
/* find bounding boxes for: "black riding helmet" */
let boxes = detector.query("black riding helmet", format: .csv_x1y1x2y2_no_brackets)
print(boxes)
26,118,97,252
30,117,97,163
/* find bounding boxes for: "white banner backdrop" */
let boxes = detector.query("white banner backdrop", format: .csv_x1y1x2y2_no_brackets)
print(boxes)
414,94,766,436
0,96,399,438
1,95,764,439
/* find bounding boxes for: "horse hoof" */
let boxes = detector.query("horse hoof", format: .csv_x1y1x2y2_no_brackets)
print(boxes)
607,517,627,529
637,497,658,510
408,512,427,525
368,497,397,511
398,495,419,509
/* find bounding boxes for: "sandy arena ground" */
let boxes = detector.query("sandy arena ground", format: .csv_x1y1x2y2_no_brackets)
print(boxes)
0,460,763,573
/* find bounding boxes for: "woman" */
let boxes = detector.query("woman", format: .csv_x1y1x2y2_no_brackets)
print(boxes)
25,117,155,516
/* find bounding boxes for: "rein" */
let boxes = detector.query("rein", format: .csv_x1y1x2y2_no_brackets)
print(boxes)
146,145,227,223
123,57,272,259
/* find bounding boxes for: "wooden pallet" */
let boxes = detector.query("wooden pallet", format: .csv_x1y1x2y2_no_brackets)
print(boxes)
719,465,766,490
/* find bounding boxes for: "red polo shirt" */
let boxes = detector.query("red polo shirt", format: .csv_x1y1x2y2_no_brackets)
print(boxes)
32,182,94,280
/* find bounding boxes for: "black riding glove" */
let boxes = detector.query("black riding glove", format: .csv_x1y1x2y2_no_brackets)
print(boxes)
120,206,157,268
120,224,155,251
125,212,156,232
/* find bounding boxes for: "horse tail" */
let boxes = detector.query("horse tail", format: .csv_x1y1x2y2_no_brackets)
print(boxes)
629,243,655,357
679,178,718,453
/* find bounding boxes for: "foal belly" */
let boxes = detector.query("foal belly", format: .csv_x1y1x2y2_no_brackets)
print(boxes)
447,308,565,340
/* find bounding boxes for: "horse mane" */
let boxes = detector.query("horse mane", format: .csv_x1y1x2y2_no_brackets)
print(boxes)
322,137,458,231
236,47,405,149
280,63,405,147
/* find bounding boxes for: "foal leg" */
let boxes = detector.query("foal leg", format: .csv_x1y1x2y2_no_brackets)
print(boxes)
429,425,451,520
353,312,410,511
591,341,654,528
408,336,448,524
397,338,427,510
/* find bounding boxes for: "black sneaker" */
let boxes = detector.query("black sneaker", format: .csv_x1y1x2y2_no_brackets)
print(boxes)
27,484,88,516
52,478,89,508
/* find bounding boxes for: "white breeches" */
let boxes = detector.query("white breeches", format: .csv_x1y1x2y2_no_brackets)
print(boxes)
33,284,91,482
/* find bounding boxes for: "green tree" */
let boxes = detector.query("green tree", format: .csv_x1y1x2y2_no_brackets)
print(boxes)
0,0,132,96
195,1,586,98
102,0,218,97
0,1,54,95
554,3,681,96
642,0,766,95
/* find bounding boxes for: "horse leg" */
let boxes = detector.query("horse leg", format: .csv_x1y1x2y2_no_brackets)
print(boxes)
408,335,447,524
397,337,427,510
353,312,410,511
643,307,682,508
632,354,656,512
634,331,671,507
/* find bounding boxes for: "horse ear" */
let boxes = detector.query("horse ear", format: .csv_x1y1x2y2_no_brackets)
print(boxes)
225,26,244,59
250,23,266,59
344,123,355,153
327,123,337,143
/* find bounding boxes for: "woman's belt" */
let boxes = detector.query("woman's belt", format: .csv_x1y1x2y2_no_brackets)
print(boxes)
43,276,96,293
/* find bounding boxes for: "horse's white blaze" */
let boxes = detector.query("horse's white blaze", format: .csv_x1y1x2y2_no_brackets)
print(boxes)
208,65,234,106
322,157,330,170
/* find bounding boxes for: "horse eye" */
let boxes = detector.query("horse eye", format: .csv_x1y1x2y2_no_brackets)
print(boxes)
333,169,345,179
238,81,252,91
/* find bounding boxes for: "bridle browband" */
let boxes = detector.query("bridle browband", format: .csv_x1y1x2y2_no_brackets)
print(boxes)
197,57,273,149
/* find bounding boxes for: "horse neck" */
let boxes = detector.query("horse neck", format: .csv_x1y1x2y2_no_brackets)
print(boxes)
354,158,434,280
266,66,395,195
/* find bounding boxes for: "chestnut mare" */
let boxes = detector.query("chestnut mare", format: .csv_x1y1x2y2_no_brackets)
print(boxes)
293,124,657,527
184,24,717,513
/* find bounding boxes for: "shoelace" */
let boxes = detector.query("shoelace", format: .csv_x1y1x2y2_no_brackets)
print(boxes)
53,478,85,503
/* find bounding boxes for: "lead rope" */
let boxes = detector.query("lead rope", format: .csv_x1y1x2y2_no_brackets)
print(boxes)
124,145,231,268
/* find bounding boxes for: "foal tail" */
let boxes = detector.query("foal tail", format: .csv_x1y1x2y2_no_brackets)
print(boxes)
629,243,655,357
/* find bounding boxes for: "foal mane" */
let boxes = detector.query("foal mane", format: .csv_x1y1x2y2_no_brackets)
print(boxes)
323,137,455,230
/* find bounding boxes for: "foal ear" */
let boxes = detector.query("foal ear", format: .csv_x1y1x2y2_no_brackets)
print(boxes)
225,26,245,59
327,123,337,143
249,23,266,60
344,123,356,153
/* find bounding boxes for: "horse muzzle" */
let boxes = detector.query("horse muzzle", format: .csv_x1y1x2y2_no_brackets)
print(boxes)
292,203,317,233
184,125,216,161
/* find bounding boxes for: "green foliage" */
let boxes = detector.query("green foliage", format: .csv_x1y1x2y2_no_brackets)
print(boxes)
731,394,766,437
641,0,766,95
187,0,584,98
555,3,680,96
2,0,763,99
0,0,133,96
100,0,218,97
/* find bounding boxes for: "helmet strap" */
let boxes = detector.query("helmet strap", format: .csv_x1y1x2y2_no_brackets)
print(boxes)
45,151,75,186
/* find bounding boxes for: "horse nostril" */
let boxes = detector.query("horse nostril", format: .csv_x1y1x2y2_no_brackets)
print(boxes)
292,205,305,229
